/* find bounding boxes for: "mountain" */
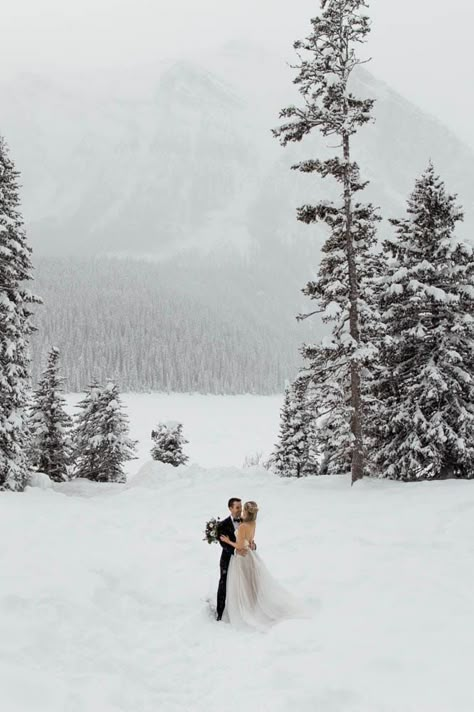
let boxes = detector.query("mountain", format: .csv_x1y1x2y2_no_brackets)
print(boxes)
1,45,473,259
2,44,474,392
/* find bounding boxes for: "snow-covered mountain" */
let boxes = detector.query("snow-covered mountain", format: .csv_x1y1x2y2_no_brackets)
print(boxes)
2,43,473,259
3,43,474,392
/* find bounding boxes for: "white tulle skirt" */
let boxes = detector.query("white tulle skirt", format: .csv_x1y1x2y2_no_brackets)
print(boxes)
223,550,306,631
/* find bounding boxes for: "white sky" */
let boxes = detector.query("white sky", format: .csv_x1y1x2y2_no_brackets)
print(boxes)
2,0,473,147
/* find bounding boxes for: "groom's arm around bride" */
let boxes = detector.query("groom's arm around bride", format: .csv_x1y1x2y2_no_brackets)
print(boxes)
217,517,248,558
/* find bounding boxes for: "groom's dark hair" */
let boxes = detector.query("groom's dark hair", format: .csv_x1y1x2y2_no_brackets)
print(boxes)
228,498,241,508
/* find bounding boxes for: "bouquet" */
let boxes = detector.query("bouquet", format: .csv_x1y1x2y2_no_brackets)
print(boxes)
203,517,221,544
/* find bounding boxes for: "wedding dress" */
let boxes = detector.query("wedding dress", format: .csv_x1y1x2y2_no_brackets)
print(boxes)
223,536,305,630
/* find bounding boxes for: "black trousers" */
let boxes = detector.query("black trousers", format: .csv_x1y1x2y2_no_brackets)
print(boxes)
216,554,231,619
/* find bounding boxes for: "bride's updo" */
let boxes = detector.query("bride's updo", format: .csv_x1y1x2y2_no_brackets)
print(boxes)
243,501,259,522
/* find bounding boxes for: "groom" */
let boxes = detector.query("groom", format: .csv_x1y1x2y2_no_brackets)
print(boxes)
216,497,256,621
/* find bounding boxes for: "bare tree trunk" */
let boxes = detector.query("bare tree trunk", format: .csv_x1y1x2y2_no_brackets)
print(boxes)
343,132,364,484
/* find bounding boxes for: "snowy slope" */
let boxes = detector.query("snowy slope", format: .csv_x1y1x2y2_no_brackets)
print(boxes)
1,395,474,711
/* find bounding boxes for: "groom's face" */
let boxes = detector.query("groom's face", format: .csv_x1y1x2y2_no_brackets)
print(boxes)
229,501,242,519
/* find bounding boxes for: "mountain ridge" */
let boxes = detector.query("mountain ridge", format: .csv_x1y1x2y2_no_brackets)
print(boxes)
2,44,473,262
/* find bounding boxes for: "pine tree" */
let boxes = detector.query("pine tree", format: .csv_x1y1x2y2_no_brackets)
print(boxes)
0,136,41,491
273,0,382,484
373,163,474,480
151,422,189,467
74,380,137,483
300,342,351,476
29,347,73,481
270,378,320,478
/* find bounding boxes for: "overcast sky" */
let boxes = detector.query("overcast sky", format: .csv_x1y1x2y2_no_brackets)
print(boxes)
3,0,473,148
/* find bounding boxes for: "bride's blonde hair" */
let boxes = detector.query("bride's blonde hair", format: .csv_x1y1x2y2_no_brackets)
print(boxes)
243,500,259,522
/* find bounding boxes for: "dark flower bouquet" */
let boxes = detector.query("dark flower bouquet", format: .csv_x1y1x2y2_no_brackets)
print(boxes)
203,517,221,544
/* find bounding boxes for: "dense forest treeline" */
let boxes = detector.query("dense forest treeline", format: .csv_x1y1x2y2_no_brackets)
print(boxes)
30,255,308,394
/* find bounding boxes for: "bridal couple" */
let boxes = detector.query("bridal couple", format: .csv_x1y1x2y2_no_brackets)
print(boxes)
216,497,304,630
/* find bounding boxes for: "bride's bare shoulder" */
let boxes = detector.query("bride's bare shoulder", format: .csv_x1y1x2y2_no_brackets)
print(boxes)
240,522,256,536
239,522,254,532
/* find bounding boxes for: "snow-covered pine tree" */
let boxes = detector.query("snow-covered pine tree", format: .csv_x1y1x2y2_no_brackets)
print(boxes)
302,348,352,476
151,422,189,467
29,347,73,481
273,0,382,484
373,163,474,480
0,136,41,491
270,377,319,478
271,385,298,477
73,380,105,481
318,415,352,475
74,380,137,483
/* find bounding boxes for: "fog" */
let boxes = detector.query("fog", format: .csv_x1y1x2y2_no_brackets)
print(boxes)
2,0,473,147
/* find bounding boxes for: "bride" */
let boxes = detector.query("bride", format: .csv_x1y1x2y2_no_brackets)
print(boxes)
219,500,305,630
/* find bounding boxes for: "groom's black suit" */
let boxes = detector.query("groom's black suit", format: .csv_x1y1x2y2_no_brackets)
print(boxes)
216,516,237,620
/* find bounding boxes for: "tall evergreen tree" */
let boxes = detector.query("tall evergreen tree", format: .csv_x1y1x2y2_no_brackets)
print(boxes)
270,378,319,478
74,380,137,483
373,163,474,480
29,347,72,481
274,0,382,483
0,136,41,491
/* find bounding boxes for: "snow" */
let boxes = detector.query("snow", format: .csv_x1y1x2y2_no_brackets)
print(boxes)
65,393,283,472
2,393,474,710
325,300,342,317
27,471,53,489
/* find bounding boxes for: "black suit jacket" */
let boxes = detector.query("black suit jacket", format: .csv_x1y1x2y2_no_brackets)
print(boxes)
217,516,237,568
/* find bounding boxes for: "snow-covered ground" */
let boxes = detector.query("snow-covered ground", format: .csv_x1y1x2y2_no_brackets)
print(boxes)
2,394,474,711
66,392,283,473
